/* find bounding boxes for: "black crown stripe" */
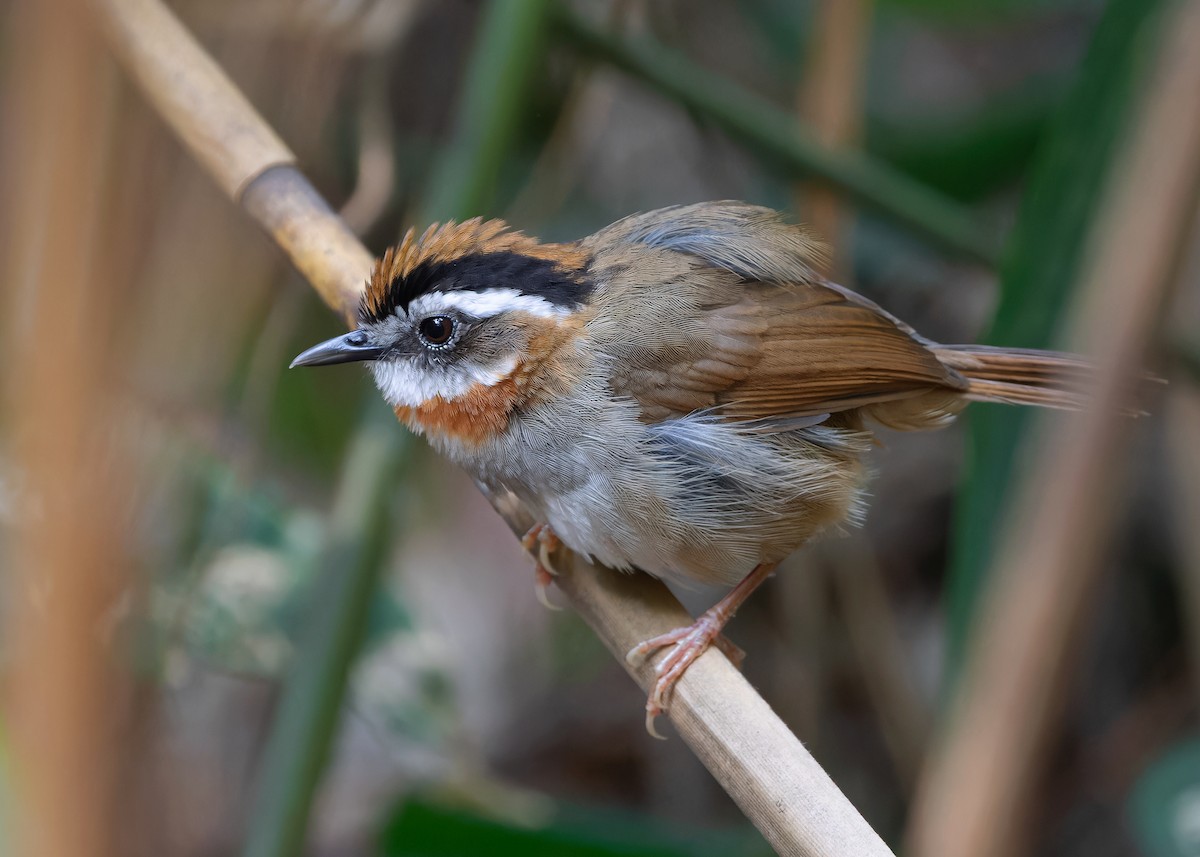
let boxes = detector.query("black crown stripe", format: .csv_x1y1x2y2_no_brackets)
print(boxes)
360,250,593,323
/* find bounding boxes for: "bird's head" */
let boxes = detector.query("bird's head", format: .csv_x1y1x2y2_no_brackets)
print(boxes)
291,219,593,445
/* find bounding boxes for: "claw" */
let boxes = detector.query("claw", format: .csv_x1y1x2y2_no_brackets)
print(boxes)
523,524,564,611
626,623,718,736
645,704,667,740
537,536,560,578
534,563,562,611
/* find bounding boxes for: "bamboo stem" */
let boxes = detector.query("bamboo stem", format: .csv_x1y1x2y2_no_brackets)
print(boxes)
96,0,293,199
241,167,372,327
908,4,1200,856
93,0,896,853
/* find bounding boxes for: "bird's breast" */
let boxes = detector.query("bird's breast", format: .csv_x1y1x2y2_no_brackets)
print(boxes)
394,375,520,446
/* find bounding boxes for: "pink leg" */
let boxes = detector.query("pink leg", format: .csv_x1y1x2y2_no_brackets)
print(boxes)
626,562,778,738
521,523,563,611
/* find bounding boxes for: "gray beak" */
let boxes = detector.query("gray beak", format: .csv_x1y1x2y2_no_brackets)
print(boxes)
290,330,386,368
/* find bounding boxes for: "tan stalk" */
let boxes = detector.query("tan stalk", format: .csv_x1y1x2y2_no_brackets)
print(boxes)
4,2,130,857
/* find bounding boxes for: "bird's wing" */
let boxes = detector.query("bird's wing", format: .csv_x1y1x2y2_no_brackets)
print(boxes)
582,201,966,424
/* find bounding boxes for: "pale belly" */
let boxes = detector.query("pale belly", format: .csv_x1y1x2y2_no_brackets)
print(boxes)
453,408,873,587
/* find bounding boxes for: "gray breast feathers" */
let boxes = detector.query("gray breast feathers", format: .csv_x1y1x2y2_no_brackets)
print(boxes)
504,401,873,586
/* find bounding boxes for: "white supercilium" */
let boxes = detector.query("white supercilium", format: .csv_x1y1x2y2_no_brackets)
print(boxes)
406,288,570,321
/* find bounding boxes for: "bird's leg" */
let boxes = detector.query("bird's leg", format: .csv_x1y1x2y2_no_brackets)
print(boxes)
521,523,562,611
626,562,777,738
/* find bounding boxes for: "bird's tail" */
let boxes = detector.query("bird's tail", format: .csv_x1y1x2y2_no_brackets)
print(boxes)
932,344,1093,410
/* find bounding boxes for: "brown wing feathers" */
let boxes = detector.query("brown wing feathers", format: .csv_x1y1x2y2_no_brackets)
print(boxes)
587,202,1088,428
716,284,966,420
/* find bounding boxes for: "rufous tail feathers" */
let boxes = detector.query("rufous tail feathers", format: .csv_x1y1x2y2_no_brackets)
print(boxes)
933,344,1094,410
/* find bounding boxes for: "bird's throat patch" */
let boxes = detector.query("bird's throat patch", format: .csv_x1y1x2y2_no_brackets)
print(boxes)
393,374,520,445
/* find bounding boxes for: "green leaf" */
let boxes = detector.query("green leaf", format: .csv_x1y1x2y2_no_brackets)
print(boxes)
868,82,1061,202
379,798,773,857
945,0,1166,678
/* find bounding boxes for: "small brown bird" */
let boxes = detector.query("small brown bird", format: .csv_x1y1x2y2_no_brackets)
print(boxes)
292,201,1088,735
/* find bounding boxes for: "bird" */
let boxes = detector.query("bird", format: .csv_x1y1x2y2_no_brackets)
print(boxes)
291,201,1091,736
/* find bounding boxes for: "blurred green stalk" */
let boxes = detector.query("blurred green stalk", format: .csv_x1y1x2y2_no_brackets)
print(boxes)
422,0,552,223
552,4,1002,266
869,84,1059,203
242,2,551,856
945,0,1167,682
244,403,402,857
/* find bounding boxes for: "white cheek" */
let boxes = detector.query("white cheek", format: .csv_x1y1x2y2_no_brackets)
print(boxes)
369,354,518,408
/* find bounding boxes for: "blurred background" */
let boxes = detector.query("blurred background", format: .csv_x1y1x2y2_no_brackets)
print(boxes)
2,0,1199,855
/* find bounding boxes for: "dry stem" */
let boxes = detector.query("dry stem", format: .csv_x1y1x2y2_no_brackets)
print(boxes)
795,0,874,278
4,3,129,856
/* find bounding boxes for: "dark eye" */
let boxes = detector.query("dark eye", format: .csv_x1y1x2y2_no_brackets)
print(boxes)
418,315,455,346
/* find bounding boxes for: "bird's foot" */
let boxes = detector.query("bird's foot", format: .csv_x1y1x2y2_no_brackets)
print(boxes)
625,613,741,739
521,523,562,611
624,562,777,737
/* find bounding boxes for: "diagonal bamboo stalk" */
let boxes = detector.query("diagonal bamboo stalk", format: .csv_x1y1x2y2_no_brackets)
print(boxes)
908,3,1200,856
92,0,895,853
